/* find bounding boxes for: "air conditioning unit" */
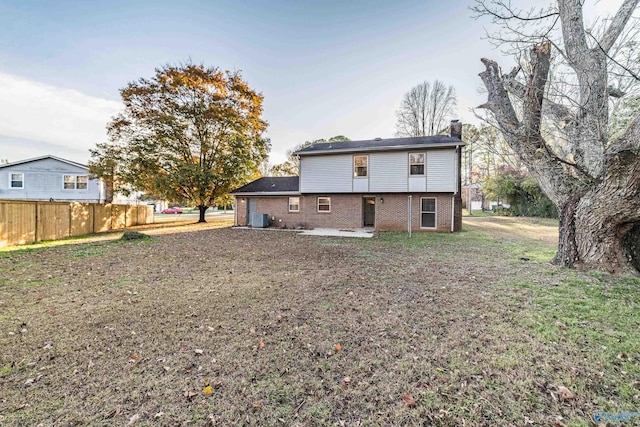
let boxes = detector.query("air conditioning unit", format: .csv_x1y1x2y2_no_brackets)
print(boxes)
250,213,269,228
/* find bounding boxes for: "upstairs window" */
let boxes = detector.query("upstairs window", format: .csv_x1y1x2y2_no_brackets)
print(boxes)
288,197,300,212
354,155,368,177
64,175,89,190
10,173,24,189
409,153,425,175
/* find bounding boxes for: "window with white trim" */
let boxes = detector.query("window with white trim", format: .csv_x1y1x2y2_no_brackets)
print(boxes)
420,197,436,228
10,173,24,189
353,155,368,177
317,197,331,212
409,153,425,175
288,197,300,212
64,175,89,190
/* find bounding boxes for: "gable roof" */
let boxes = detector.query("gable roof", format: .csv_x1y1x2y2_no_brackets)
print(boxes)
231,176,300,195
0,155,88,170
295,135,464,156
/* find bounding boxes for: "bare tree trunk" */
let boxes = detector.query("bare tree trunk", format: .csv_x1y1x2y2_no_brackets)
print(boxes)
198,205,208,223
551,192,640,274
551,196,580,267
474,0,640,273
623,223,640,272
105,182,114,204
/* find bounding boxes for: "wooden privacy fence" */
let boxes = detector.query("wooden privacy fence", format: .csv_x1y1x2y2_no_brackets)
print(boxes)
0,201,154,248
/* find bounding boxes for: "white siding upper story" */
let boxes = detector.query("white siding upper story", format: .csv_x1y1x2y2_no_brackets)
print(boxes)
300,154,353,193
426,149,456,192
369,152,408,192
0,156,104,202
299,148,458,194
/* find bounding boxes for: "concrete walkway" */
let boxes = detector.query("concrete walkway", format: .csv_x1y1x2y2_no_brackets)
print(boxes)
297,228,375,238
233,226,375,238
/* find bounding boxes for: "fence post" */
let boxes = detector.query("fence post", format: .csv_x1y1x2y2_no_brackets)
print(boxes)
35,201,39,242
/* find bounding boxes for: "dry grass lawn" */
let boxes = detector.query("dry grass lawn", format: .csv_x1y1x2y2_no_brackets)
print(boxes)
0,217,638,426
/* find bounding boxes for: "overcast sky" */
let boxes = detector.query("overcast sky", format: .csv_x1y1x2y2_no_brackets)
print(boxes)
0,0,629,165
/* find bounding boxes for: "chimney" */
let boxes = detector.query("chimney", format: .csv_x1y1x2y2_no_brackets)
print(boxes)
449,120,462,140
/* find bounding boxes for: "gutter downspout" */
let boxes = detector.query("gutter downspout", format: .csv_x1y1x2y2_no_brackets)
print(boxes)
408,195,412,238
451,195,455,232
452,144,460,232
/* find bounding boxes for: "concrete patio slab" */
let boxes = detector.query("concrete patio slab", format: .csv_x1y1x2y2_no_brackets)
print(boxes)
297,228,374,238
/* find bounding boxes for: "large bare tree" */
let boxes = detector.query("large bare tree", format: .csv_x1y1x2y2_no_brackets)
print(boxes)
473,0,640,273
395,80,457,137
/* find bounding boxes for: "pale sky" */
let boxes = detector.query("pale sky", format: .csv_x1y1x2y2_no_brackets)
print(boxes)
0,0,630,165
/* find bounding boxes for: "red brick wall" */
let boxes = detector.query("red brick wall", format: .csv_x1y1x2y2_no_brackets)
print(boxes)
235,193,462,232
376,193,458,231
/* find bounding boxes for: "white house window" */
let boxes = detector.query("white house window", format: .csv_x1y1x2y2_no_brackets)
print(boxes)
64,175,89,190
354,155,368,177
10,173,24,189
420,197,436,228
288,197,300,212
409,153,425,175
317,197,331,212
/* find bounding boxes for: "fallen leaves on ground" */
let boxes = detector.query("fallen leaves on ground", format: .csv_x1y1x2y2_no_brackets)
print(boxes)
127,413,139,425
553,415,568,427
103,405,122,419
557,385,575,400
342,376,350,389
403,391,416,407
203,385,213,395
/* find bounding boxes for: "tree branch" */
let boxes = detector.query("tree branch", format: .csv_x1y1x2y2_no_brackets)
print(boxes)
522,42,551,142
587,31,640,83
478,58,521,132
502,63,575,125
599,0,640,53
558,0,589,66
478,46,587,203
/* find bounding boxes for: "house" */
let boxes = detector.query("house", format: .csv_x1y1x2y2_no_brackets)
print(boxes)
0,155,105,203
231,120,465,232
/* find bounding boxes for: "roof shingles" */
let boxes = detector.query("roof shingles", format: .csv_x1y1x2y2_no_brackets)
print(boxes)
295,135,464,155
231,176,299,194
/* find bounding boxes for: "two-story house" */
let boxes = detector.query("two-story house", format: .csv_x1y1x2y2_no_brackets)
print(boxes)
232,121,465,232
0,155,105,203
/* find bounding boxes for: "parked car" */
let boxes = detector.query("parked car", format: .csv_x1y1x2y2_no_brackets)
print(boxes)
161,207,183,214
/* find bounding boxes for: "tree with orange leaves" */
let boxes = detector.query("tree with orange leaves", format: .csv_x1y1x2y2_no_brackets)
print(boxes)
90,63,270,222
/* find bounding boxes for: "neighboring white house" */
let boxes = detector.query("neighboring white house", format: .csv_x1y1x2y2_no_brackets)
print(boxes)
112,190,169,212
0,155,105,203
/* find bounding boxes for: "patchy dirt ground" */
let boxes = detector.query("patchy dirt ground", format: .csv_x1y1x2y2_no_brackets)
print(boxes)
0,218,638,426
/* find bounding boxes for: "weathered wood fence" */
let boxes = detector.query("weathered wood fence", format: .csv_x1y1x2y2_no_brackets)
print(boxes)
0,201,154,247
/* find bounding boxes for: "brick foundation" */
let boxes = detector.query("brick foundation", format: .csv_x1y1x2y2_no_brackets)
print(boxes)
235,193,462,232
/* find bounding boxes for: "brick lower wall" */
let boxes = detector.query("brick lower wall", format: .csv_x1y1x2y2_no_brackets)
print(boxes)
235,193,463,232
376,193,460,231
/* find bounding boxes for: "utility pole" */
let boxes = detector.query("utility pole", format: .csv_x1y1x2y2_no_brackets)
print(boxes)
467,143,473,216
